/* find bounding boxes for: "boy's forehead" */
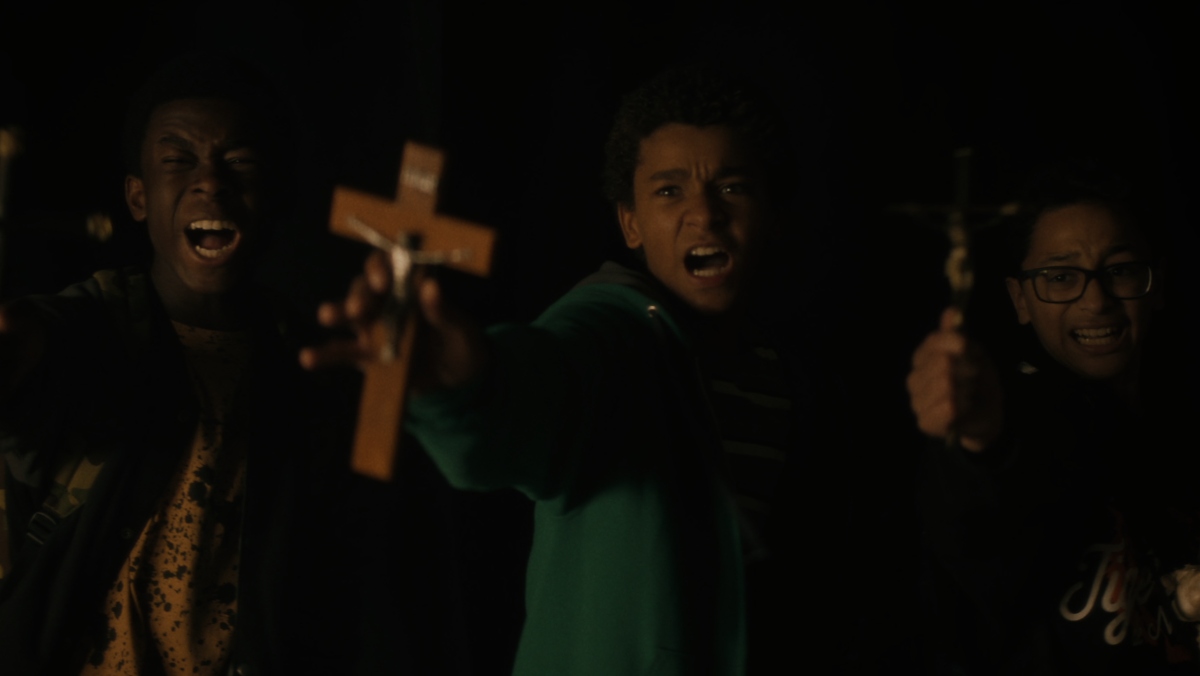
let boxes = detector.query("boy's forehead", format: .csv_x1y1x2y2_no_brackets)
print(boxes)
1026,203,1150,263
142,98,259,147
634,123,755,173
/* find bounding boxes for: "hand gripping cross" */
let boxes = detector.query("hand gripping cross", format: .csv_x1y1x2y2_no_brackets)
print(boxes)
329,142,495,480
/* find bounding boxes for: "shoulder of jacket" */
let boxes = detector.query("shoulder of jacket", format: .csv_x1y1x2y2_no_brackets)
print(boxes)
89,267,155,358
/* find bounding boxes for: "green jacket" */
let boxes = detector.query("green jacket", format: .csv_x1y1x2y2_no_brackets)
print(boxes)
409,264,746,675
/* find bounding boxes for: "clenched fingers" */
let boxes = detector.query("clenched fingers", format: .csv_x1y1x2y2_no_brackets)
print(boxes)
906,309,1002,448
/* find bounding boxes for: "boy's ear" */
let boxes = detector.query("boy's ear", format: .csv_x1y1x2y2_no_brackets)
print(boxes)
1006,277,1032,325
125,175,147,223
617,203,642,250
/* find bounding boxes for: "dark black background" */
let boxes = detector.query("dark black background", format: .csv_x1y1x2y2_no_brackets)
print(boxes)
2,1,1196,672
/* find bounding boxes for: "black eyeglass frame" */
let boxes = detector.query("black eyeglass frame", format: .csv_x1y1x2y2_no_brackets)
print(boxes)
1014,262,1155,304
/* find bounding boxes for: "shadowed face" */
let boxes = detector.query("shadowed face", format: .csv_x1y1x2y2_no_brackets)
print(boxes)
125,98,266,302
1006,202,1160,381
617,123,772,315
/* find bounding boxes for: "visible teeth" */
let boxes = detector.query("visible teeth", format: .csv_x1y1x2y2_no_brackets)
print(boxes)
187,220,237,232
1074,327,1119,345
685,246,731,277
186,220,239,257
195,244,235,258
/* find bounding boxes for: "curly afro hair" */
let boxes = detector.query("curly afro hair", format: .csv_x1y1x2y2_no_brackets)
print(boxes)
602,65,792,208
121,52,284,178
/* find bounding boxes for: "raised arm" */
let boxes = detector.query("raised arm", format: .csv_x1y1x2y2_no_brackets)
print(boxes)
301,252,661,500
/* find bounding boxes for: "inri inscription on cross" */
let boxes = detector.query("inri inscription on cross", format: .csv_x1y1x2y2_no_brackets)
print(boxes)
329,142,496,481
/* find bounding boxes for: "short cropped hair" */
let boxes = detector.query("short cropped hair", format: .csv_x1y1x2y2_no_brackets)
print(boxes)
121,53,284,177
1004,161,1156,274
602,66,793,207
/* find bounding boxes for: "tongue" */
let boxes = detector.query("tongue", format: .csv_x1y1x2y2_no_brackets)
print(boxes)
198,231,234,250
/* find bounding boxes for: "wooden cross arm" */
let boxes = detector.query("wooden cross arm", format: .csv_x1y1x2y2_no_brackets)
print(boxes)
329,188,495,277
327,142,498,482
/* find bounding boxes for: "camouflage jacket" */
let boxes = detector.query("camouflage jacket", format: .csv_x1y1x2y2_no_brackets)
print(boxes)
0,267,358,675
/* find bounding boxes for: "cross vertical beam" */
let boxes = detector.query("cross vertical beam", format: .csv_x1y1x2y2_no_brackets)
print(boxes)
329,142,496,480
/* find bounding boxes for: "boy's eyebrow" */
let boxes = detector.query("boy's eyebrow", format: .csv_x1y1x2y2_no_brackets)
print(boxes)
156,134,194,149
1033,244,1139,266
647,166,753,181
1037,252,1080,264
713,166,751,179
648,168,689,182
1103,243,1138,258
154,135,257,152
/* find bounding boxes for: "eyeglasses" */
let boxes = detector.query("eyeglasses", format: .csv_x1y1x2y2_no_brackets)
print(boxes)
1015,262,1154,303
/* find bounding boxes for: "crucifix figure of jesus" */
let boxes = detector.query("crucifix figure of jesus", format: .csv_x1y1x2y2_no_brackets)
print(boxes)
890,148,1017,446
890,148,1017,325
329,142,496,481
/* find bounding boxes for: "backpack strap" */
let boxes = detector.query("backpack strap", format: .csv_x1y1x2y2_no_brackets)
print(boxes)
23,447,105,545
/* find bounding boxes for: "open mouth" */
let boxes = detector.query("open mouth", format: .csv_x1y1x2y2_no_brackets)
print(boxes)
684,246,731,278
1072,326,1123,347
185,220,241,259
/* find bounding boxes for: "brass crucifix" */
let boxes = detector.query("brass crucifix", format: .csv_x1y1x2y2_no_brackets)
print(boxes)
890,148,1017,325
329,142,496,481
890,148,1017,446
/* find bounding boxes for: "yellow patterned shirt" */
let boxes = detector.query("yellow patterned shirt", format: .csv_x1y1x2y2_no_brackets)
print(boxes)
82,322,252,675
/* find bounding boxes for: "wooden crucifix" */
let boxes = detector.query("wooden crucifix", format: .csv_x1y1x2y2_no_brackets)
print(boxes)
329,142,496,481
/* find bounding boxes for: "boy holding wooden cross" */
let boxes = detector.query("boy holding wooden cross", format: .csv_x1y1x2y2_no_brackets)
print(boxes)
307,66,810,675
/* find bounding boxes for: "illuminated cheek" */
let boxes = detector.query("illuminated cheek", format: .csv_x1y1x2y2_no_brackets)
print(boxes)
648,246,673,272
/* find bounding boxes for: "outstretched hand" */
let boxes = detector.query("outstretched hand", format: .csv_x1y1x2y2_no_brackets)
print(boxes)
906,308,1003,452
299,250,488,395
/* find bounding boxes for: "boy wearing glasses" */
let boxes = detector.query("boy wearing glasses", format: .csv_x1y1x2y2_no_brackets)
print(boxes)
908,165,1200,673
1005,202,1158,393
